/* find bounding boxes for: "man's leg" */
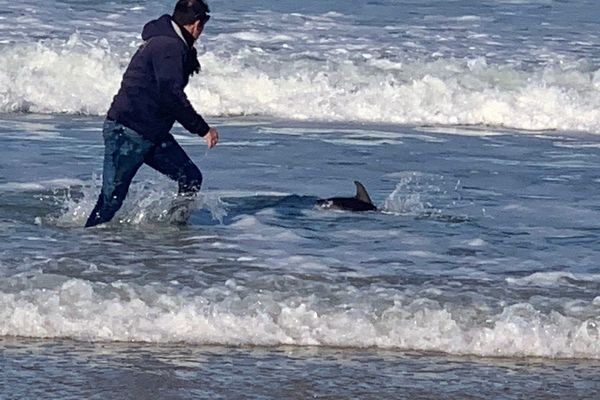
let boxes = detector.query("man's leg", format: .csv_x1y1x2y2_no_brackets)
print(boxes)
85,121,151,228
143,135,202,223
143,135,203,195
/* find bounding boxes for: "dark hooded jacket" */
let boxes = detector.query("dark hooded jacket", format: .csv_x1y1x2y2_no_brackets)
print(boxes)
107,14,210,142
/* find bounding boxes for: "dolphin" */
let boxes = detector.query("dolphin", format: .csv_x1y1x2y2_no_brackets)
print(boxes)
316,181,377,212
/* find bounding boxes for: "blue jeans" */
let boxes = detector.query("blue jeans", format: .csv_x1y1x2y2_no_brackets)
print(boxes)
85,119,202,227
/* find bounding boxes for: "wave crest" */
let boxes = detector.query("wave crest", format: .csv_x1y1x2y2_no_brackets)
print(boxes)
2,276,600,358
3,34,600,133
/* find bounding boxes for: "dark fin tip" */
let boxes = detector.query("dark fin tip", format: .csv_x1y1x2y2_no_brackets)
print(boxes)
353,181,374,205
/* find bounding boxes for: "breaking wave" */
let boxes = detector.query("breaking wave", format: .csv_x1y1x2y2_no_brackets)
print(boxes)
2,275,600,359
2,34,600,133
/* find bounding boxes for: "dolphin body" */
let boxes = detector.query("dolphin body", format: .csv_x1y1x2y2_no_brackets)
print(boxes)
316,181,377,212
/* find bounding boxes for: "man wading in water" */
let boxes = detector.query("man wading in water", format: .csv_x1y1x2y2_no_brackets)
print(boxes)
86,0,218,227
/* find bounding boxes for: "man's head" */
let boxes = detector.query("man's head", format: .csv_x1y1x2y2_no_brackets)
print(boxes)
172,0,210,41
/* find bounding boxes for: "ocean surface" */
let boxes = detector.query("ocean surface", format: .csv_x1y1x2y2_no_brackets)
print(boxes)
1,0,600,398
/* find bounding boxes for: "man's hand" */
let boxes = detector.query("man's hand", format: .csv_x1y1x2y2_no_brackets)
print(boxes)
204,127,219,149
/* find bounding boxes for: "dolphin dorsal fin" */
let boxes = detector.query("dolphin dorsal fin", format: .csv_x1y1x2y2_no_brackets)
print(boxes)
354,181,373,205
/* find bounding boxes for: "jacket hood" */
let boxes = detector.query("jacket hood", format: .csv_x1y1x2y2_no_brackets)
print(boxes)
142,14,181,42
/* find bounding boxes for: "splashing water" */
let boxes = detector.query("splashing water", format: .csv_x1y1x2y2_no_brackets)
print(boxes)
381,173,438,215
43,177,228,228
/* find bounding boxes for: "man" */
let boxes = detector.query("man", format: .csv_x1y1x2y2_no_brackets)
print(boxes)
85,0,218,227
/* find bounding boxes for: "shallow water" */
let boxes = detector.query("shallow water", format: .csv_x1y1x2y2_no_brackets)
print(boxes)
3,338,600,400
1,114,600,397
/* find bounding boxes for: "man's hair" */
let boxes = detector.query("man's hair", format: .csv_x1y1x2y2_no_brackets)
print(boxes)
172,0,210,26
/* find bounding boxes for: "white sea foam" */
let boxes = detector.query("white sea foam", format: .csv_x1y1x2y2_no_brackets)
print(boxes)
0,178,86,192
507,272,600,287
0,34,122,114
190,53,600,133
1,276,600,359
231,215,306,243
465,238,487,247
3,35,600,134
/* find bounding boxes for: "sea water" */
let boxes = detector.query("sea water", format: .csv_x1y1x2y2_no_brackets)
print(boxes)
1,0,600,398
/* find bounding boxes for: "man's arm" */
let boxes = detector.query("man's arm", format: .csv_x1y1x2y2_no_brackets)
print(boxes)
151,41,210,137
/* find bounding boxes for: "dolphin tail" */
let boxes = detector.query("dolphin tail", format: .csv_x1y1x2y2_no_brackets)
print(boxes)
353,181,374,205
